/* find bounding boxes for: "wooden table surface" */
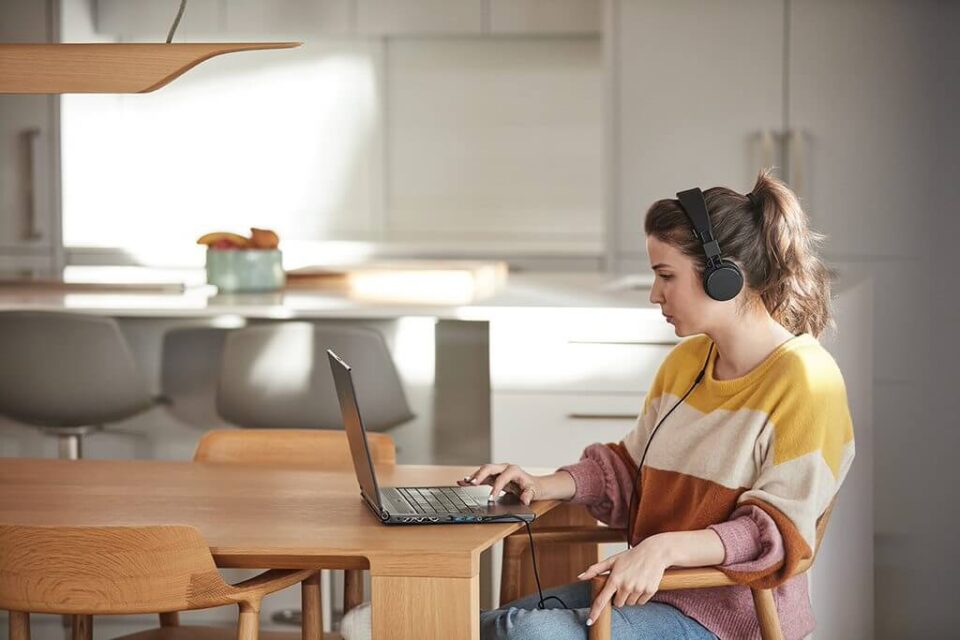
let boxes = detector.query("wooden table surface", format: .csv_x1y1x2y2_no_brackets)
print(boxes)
0,458,561,639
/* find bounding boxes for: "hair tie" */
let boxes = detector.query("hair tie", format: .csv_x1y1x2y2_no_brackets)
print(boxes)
746,191,762,218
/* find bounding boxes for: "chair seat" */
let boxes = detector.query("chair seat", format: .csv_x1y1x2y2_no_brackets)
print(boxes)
112,625,343,640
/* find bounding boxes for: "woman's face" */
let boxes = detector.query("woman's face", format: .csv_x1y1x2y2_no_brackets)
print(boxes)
646,235,724,337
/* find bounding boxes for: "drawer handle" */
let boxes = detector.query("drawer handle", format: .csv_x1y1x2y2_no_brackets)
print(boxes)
566,413,637,421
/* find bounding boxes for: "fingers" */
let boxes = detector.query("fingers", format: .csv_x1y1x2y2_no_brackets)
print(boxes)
519,486,535,505
586,581,616,627
577,556,615,581
625,592,643,607
488,464,526,501
459,464,506,487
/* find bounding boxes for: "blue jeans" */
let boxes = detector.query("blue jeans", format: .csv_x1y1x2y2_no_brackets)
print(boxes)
480,581,717,640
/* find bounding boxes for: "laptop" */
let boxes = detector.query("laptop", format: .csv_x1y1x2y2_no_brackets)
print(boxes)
327,349,536,525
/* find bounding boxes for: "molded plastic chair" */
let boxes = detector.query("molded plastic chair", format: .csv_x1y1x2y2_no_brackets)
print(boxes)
0,311,153,459
0,524,316,640
500,499,836,640
216,323,414,432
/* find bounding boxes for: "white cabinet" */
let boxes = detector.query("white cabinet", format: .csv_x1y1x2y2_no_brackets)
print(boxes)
492,392,642,467
609,0,785,264
488,0,600,35
0,0,60,277
356,0,484,35
489,309,674,465
224,0,354,37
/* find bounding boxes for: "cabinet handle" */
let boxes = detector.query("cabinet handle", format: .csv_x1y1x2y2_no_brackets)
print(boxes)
785,128,808,201
566,413,638,421
23,128,43,241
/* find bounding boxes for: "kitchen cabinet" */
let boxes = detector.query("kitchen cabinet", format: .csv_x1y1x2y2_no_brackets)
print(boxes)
488,0,600,35
356,0,484,35
608,0,784,267
0,0,60,277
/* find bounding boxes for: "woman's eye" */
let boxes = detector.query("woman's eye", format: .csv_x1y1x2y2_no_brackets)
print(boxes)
658,274,672,281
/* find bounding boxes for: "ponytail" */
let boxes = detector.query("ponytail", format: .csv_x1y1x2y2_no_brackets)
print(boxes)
644,169,833,337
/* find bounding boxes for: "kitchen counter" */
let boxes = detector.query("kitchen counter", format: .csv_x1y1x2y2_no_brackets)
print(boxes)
0,269,660,319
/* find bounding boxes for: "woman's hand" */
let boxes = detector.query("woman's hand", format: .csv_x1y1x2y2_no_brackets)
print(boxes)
457,463,545,505
577,535,673,625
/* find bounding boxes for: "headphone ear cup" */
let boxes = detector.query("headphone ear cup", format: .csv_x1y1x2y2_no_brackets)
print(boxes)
703,261,744,301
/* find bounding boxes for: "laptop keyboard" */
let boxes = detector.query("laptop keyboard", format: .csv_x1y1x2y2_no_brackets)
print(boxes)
397,487,487,515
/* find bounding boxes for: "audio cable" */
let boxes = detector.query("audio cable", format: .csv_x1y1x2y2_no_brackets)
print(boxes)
626,342,714,548
486,513,569,610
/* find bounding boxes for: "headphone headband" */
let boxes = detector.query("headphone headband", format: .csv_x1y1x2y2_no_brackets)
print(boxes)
676,188,721,265
675,186,744,302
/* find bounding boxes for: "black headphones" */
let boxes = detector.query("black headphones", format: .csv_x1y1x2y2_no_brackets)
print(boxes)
676,188,744,301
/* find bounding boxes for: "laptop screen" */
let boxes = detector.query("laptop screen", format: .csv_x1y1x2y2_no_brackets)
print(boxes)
327,349,383,510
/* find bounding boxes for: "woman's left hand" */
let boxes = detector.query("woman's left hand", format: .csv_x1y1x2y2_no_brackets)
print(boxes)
578,535,673,625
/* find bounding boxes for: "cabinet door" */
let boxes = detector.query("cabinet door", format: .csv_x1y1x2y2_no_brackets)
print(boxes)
611,0,784,263
356,0,484,35
0,0,58,272
788,0,934,259
488,0,601,35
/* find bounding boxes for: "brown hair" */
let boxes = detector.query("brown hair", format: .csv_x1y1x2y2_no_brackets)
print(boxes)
644,169,832,337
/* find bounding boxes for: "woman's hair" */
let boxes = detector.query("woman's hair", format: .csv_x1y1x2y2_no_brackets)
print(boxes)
644,169,832,337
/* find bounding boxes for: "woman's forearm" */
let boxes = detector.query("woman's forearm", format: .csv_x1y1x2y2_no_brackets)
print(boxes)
646,529,726,567
537,470,578,501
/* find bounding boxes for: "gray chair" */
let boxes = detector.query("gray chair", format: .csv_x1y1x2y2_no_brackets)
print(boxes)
217,322,414,432
0,311,153,459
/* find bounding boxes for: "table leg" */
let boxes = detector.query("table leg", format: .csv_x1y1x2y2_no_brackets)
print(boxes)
371,574,479,640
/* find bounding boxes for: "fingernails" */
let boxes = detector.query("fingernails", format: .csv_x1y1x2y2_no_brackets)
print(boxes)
487,494,496,502
470,478,479,484
577,572,586,579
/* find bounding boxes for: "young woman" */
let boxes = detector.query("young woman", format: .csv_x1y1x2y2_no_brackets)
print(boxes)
465,170,855,640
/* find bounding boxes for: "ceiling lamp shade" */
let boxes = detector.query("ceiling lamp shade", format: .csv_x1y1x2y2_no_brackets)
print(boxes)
0,42,301,94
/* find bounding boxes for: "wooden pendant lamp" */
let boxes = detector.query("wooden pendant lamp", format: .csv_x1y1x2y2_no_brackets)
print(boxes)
0,42,301,94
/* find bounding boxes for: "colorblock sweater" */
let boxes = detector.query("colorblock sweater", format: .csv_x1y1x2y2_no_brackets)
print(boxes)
559,334,855,640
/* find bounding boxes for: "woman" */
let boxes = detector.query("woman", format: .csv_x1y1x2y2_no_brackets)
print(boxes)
466,170,855,640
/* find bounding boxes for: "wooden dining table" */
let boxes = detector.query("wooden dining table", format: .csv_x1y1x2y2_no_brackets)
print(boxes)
0,458,561,639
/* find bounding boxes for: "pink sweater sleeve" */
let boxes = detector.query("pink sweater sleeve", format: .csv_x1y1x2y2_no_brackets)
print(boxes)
707,504,786,571
558,443,637,528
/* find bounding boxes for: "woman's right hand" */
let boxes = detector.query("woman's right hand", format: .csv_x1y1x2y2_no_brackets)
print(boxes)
457,463,544,505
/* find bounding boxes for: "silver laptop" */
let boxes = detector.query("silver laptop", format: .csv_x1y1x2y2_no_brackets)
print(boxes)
327,349,536,525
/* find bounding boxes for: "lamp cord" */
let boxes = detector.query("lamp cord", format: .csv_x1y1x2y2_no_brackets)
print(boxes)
166,0,188,43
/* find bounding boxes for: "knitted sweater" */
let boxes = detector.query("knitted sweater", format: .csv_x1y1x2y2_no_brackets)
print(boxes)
559,334,855,640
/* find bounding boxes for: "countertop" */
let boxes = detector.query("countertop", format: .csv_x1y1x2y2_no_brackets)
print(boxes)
0,268,660,320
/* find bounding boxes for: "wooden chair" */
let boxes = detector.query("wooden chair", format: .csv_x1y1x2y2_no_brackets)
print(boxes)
500,499,836,640
193,429,396,636
0,524,316,640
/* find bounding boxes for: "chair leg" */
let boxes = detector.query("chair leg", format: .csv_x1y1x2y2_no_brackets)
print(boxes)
589,577,612,640
57,433,82,460
343,569,364,614
71,615,92,640
9,611,30,640
158,612,180,627
750,588,785,640
301,573,323,640
237,603,260,640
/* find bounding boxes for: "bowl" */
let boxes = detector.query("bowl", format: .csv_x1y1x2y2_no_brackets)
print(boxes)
205,249,285,292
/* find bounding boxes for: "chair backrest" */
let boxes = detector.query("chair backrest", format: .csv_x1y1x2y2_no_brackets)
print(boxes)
0,525,234,615
194,428,396,469
160,325,232,428
0,311,151,427
216,322,413,432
